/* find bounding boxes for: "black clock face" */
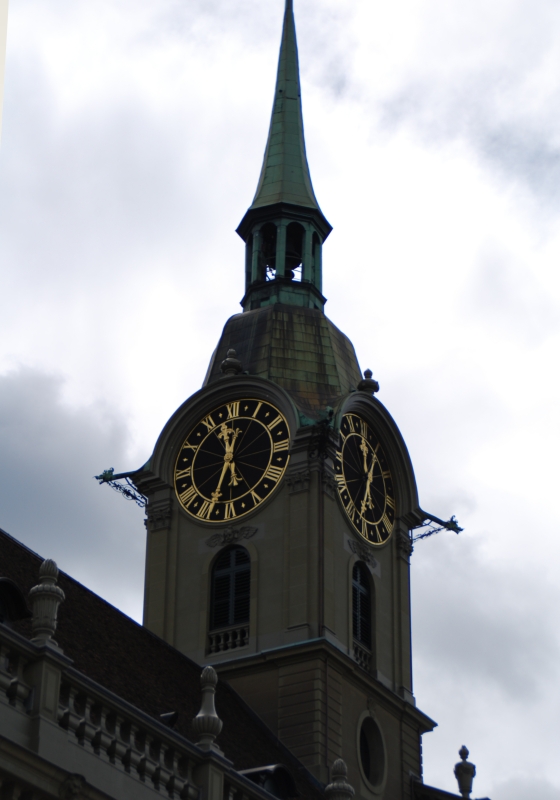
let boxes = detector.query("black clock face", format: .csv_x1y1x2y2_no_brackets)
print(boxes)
174,399,290,523
335,413,396,545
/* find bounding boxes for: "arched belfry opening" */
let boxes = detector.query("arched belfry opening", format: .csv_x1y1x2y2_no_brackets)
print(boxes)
259,223,277,281
286,221,304,281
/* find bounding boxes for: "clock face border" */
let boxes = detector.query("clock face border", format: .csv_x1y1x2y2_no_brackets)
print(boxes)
174,397,290,524
335,412,396,546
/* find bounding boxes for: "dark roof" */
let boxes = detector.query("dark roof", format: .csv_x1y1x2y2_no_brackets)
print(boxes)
0,527,323,800
204,304,362,419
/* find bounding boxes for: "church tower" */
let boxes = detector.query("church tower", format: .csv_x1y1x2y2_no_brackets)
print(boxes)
134,2,437,798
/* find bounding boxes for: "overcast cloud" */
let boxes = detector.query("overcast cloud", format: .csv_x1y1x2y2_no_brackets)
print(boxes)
1,0,560,796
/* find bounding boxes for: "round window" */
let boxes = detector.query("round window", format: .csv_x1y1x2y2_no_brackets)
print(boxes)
359,716,385,788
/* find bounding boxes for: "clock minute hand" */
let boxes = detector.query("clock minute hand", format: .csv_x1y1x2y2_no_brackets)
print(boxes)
360,465,374,516
211,460,229,504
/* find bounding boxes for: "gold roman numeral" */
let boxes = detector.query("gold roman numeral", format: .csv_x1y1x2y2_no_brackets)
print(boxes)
335,474,346,488
359,419,368,437
385,495,395,510
201,415,216,432
179,485,197,506
273,439,289,452
382,470,391,479
361,517,368,539
226,402,240,419
347,416,355,433
224,502,236,519
251,490,262,505
264,465,283,483
175,467,191,480
196,501,212,519
345,498,357,520
382,512,393,532
252,402,263,418
267,414,283,431
374,525,383,543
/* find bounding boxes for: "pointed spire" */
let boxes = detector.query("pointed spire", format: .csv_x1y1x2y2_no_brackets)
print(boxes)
236,0,331,313
250,0,322,212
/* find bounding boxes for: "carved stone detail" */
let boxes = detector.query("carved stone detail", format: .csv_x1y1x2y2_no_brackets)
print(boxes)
347,539,378,569
145,500,173,532
59,775,85,800
396,531,413,560
29,559,65,646
192,666,223,753
205,526,258,548
286,469,310,494
325,759,355,800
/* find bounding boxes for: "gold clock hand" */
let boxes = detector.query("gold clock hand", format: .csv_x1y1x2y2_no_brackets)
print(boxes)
360,466,373,515
359,437,369,474
228,461,240,486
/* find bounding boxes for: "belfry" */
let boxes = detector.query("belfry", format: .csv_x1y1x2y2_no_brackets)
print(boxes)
133,2,443,798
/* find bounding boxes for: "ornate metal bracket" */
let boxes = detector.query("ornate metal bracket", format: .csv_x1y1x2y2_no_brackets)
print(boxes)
411,512,463,543
94,468,147,509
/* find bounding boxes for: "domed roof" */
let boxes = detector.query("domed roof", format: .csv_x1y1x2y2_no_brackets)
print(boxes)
204,304,362,420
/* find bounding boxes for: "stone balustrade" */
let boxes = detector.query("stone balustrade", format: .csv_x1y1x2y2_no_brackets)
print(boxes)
0,640,32,711
208,625,249,655
0,623,276,800
352,641,371,672
56,672,202,798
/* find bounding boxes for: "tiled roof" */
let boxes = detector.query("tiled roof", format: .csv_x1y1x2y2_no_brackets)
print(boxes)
0,527,324,800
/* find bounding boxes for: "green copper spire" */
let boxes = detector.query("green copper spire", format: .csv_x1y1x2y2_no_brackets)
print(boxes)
250,0,321,211
237,0,331,313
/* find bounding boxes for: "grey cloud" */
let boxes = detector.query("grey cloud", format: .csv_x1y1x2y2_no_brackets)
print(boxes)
381,77,560,204
374,0,560,206
492,777,560,800
0,368,145,618
412,535,560,701
466,245,559,346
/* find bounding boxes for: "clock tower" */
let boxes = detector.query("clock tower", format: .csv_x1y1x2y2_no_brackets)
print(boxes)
133,1,437,798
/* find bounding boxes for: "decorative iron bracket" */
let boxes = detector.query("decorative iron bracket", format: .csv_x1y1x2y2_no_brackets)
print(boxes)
411,512,463,543
94,468,147,509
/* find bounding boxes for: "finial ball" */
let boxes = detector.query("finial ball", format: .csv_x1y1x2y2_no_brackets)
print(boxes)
39,559,59,580
201,665,218,688
331,759,348,779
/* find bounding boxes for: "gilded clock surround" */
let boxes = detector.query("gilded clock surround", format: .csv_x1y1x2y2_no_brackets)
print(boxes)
336,412,396,545
174,398,290,523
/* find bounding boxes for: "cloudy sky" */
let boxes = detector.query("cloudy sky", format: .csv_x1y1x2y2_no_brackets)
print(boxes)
1,0,560,796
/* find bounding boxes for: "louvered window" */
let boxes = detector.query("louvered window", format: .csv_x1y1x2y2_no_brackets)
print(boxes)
352,562,372,649
210,547,251,631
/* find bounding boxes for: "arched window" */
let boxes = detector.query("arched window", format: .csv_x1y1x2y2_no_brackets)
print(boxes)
352,562,372,650
210,546,251,631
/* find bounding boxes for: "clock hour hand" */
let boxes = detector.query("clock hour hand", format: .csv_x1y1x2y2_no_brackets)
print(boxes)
359,437,369,474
